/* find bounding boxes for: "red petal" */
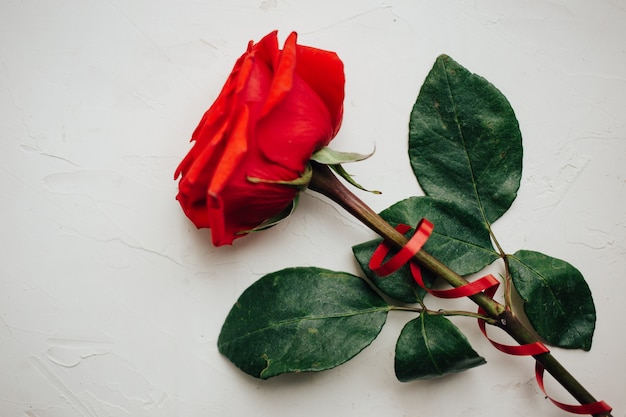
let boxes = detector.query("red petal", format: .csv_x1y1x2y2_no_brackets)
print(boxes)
260,32,296,118
206,104,250,196
295,44,345,136
207,162,299,246
256,75,332,173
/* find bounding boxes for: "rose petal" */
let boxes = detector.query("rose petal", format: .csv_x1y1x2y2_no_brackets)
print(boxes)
207,165,299,245
255,75,332,173
206,104,250,196
260,31,296,118
175,192,212,228
295,44,345,136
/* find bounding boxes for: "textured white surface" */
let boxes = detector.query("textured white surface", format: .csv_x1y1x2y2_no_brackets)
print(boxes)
1,1,625,416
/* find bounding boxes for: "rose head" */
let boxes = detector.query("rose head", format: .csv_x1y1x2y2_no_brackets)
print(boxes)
174,31,345,246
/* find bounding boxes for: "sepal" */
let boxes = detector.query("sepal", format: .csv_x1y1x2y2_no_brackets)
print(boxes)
311,146,380,194
311,146,374,165
247,164,313,190
237,196,299,235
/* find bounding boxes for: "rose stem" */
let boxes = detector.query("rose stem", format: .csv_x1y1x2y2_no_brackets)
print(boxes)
308,162,610,417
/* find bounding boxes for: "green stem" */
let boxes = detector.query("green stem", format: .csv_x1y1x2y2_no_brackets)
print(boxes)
308,162,611,417
389,305,496,323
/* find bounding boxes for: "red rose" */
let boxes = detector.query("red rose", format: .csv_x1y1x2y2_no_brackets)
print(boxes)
174,31,345,246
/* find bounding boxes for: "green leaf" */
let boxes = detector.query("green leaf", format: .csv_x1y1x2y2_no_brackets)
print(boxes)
408,54,522,224
395,313,486,381
352,196,498,303
507,250,596,351
218,267,390,379
380,197,499,273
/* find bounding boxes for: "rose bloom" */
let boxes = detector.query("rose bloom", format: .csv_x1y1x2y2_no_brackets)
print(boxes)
174,31,345,246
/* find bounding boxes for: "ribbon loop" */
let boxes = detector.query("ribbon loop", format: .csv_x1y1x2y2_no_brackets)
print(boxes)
411,265,500,299
369,220,433,277
477,318,550,356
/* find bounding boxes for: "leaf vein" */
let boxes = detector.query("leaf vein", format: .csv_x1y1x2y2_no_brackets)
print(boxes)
441,59,490,229
220,306,390,345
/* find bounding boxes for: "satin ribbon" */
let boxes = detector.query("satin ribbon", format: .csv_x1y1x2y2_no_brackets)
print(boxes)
368,219,611,415
535,363,612,415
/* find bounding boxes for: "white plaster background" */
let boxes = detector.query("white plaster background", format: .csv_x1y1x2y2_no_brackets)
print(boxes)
1,1,625,416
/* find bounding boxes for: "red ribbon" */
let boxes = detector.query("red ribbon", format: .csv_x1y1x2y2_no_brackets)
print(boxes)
369,221,432,277
369,219,611,415
535,363,612,415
